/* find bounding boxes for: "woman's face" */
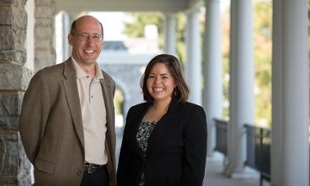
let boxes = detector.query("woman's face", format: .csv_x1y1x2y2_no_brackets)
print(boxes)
146,63,176,103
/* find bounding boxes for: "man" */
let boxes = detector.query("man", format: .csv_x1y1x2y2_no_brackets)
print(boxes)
19,15,116,186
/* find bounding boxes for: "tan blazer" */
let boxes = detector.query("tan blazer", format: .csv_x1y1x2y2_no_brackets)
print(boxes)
19,58,116,186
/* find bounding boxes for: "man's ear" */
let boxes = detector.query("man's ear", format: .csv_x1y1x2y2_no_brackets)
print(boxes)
68,34,73,46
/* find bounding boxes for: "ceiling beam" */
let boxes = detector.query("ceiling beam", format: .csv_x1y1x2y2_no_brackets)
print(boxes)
55,0,190,14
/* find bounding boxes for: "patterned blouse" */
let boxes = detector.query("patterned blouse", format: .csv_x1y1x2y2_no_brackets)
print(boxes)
136,121,157,186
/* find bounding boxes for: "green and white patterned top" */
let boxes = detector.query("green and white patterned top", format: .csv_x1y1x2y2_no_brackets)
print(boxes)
136,121,157,186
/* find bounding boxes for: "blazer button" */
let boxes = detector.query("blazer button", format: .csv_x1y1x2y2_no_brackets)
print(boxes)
77,171,82,176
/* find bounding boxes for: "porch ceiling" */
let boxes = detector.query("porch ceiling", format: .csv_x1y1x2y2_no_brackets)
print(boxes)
54,0,202,14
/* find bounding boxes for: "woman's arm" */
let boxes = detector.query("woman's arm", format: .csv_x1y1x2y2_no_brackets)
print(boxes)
182,105,208,186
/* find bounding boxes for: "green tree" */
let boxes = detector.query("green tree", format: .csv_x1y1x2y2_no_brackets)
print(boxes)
123,12,187,64
253,0,272,127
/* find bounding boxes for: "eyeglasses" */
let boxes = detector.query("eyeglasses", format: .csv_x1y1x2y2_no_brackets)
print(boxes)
73,33,103,42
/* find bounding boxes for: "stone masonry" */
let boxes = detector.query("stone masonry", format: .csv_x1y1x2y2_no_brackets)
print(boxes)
34,0,56,72
0,0,33,185
0,0,55,185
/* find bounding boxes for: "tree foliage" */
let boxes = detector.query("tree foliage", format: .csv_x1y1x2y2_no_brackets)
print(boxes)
253,1,272,126
123,12,187,64
123,13,164,38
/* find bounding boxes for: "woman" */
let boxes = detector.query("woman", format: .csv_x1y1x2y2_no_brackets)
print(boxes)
117,54,207,186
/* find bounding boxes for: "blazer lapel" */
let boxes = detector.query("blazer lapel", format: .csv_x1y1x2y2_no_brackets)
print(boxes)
100,73,117,175
135,103,152,156
62,59,85,148
146,100,179,154
100,77,114,128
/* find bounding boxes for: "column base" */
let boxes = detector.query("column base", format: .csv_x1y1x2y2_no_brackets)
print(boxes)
223,162,235,176
231,166,260,179
223,163,259,179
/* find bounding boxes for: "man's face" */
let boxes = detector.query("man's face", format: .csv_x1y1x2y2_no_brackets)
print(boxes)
68,16,103,66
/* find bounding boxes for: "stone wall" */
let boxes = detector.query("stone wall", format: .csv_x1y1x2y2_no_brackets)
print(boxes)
102,63,145,117
0,0,33,185
0,0,56,184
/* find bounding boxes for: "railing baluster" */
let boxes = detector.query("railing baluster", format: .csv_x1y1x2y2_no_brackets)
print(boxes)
244,124,271,186
213,119,271,185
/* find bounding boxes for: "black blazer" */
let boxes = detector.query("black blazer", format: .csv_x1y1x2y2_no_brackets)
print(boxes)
117,100,207,186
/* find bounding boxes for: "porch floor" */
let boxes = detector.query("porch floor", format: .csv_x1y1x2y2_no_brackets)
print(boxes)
203,153,271,186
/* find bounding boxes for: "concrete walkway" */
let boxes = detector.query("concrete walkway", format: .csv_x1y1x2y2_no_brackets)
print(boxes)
203,153,271,186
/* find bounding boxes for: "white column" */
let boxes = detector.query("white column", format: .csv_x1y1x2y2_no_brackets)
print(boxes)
226,0,254,176
25,0,35,71
203,0,223,156
164,13,176,55
55,11,70,64
271,0,309,185
185,10,202,105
